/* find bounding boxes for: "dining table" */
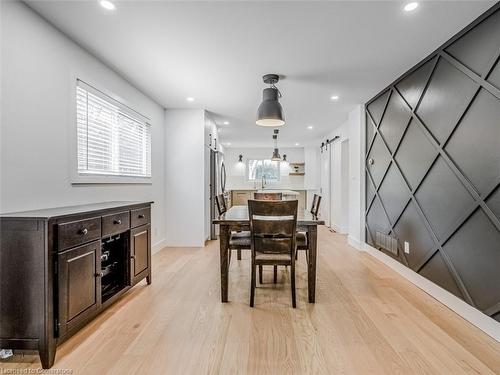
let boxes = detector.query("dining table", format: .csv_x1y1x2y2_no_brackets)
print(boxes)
213,205,325,303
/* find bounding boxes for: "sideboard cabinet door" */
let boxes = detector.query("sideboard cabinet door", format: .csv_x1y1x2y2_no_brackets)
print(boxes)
57,240,101,337
130,224,151,286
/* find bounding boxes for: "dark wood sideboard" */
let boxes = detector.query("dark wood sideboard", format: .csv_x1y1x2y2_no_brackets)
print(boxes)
0,201,153,368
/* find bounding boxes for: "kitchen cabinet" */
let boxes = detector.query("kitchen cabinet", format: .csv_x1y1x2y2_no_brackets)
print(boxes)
57,240,101,337
130,224,151,286
232,190,254,205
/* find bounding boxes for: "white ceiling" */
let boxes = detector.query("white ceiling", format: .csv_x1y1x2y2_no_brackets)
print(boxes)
26,0,494,147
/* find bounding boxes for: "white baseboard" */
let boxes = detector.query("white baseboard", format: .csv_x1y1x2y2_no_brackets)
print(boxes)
347,235,362,250
360,242,500,343
152,239,167,254
331,223,349,234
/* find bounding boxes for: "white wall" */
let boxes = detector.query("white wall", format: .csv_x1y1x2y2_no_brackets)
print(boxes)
0,2,167,249
164,109,206,247
304,146,320,210
224,147,305,190
321,105,363,243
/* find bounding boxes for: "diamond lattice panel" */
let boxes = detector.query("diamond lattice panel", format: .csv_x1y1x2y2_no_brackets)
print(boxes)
486,185,500,220
396,57,436,110
487,59,500,89
443,209,500,311
378,163,409,225
366,114,376,152
366,135,391,188
366,178,375,208
395,120,438,190
494,313,500,323
366,6,500,319
419,251,464,299
366,90,390,126
415,157,475,240
366,196,391,239
445,10,500,76
378,92,412,153
393,201,435,270
417,58,477,144
445,89,500,195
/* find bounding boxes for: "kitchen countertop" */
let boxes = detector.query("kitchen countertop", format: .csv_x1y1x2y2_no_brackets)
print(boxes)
256,189,300,195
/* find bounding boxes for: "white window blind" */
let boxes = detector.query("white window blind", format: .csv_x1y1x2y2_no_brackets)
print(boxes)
76,80,151,178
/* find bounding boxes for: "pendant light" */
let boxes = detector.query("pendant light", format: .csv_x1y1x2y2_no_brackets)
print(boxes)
256,74,285,127
271,129,281,161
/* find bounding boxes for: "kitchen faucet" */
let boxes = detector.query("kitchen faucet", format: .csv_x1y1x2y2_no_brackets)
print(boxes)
261,176,266,189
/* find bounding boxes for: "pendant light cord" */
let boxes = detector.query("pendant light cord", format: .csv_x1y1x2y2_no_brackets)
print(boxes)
270,83,283,98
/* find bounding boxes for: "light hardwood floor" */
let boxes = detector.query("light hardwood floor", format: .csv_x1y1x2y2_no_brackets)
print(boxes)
2,226,499,374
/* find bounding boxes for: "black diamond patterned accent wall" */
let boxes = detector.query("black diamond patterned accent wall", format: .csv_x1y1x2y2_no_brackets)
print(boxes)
365,4,500,322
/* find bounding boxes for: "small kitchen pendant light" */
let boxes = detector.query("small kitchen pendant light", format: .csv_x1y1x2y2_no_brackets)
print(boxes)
271,129,281,161
256,74,285,127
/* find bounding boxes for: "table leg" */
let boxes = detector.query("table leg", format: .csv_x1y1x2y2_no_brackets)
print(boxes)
220,224,230,302
307,225,318,303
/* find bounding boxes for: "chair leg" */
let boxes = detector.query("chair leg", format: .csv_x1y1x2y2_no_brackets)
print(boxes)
273,265,278,283
259,265,263,284
237,249,242,260
250,263,256,307
228,248,232,266
291,263,296,308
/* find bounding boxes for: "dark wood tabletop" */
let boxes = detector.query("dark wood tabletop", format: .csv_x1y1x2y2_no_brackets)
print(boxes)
213,205,325,225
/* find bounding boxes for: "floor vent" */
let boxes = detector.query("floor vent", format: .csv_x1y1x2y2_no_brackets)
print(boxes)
375,232,398,256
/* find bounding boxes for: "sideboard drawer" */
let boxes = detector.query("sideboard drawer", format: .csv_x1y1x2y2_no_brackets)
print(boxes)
102,211,130,237
130,207,150,228
58,217,101,250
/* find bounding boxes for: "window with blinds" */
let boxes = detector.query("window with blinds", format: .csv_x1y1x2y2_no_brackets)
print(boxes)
76,80,151,178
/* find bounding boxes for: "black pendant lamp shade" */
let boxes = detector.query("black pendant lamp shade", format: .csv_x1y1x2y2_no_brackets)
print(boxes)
271,147,281,161
256,74,285,127
271,129,281,161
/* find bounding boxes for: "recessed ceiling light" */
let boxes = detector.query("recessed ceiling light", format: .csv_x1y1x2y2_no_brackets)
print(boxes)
225,142,231,146
186,97,195,102
307,125,314,130
223,121,229,125
330,95,339,101
295,142,300,146
100,0,116,10
404,2,419,12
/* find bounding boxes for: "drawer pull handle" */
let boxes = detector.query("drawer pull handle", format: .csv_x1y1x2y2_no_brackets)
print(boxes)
80,228,88,235
131,255,136,259
114,219,122,225
138,214,145,219
95,272,103,277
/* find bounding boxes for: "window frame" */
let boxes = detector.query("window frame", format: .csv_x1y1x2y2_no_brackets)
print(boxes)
70,77,152,185
246,159,281,182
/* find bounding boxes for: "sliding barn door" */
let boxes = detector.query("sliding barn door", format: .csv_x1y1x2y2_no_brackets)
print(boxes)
320,147,331,227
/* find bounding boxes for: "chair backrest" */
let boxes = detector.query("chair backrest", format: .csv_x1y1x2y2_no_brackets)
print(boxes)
254,192,283,201
311,194,322,217
248,200,298,258
215,194,227,216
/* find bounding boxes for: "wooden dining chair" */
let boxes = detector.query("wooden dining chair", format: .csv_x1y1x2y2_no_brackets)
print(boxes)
296,194,321,261
215,194,227,216
252,192,283,283
216,193,248,261
311,194,322,217
254,192,283,201
248,199,298,308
